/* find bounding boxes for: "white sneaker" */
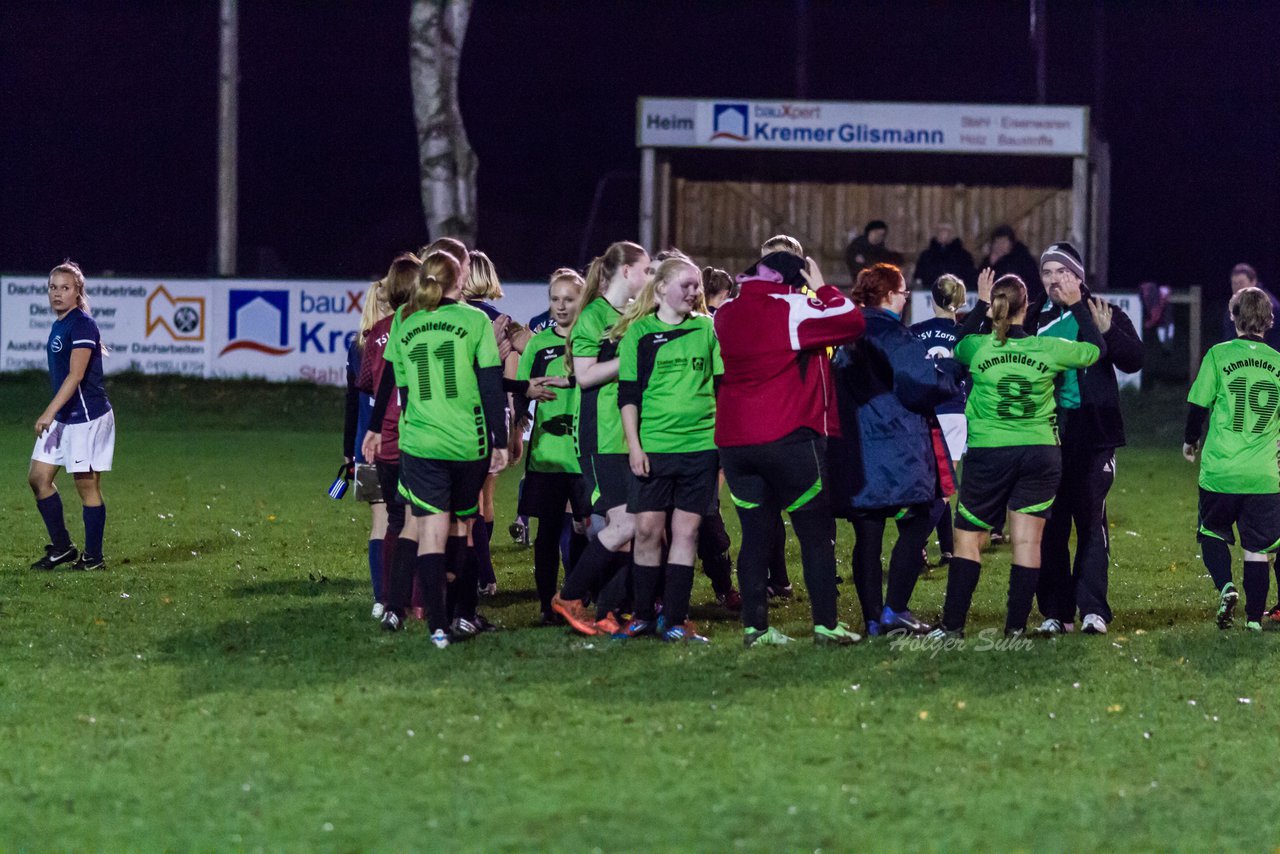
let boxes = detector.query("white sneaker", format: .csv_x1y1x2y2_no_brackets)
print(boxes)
1034,618,1065,636
430,629,450,649
1081,614,1107,634
371,602,385,620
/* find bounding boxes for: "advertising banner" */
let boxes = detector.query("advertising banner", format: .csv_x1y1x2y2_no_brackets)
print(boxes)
2,276,211,376
2,277,553,385
208,279,364,385
638,97,1088,157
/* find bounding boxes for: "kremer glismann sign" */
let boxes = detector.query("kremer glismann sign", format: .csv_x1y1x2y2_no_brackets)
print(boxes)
637,98,1088,157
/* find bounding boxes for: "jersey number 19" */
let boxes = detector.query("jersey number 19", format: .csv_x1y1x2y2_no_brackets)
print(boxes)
1226,376,1280,434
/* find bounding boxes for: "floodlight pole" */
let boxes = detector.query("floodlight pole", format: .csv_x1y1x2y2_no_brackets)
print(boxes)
639,146,656,251
217,0,239,276
1030,0,1047,104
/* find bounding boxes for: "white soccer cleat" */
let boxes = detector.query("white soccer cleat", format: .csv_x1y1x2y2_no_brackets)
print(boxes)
1034,618,1065,636
430,629,450,649
371,602,385,620
1081,614,1107,634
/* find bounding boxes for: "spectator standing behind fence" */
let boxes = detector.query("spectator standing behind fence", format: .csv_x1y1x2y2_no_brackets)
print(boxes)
912,222,977,290
845,220,904,284
1221,263,1280,350
981,225,1044,304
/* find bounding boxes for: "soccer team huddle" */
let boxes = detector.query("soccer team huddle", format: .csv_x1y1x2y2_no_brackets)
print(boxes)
27,237,1280,648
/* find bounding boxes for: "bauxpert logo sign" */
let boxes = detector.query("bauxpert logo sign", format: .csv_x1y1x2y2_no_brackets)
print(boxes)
638,98,1088,156
221,289,293,356
710,103,749,141
146,285,205,341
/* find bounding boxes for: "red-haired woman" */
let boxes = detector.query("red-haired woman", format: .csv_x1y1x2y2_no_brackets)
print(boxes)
828,264,964,636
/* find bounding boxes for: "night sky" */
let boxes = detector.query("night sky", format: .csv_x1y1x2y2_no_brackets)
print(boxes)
3,0,1277,303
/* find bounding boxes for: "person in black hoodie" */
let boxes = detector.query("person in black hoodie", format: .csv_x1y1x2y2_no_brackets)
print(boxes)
912,222,977,290
1220,263,1280,351
981,225,1044,304
1030,241,1144,635
845,220,904,284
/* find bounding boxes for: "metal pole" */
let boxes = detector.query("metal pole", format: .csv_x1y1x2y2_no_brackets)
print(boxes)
1030,0,1047,103
796,0,810,99
639,147,656,250
1071,155,1088,259
1188,285,1202,377
1090,133,1111,289
218,0,239,276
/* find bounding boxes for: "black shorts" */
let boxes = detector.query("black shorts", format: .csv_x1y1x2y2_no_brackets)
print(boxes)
719,432,829,516
583,453,630,514
376,460,402,505
956,445,1061,532
627,450,720,515
1197,489,1280,553
398,453,488,518
518,470,591,519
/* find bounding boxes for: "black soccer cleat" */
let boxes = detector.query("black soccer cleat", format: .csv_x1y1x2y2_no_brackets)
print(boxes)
449,616,481,640
1216,583,1239,630
32,544,78,571
380,610,404,632
71,554,107,571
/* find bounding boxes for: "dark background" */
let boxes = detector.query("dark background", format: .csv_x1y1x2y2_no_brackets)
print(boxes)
2,0,1276,301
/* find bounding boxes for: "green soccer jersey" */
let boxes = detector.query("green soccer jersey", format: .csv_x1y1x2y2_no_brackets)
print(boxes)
1037,305,1083,410
571,297,626,455
617,313,723,453
517,326,581,474
955,332,1100,448
384,301,501,461
1187,337,1280,494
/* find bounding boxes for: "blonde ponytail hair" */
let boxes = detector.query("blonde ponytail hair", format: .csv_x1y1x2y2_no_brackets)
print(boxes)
357,280,389,346
990,275,1028,345
609,257,699,342
49,260,109,355
931,274,967,313
564,241,647,375
409,250,460,315
464,250,503,301
49,260,89,313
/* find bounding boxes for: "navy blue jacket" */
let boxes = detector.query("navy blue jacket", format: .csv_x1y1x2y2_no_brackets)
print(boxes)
828,307,963,512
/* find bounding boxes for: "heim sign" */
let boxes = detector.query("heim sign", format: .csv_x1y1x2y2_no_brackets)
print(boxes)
638,97,1088,157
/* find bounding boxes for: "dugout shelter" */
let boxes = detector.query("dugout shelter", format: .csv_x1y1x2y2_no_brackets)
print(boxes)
636,97,1110,290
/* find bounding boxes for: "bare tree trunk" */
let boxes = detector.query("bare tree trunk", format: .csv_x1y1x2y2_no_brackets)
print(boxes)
409,0,477,247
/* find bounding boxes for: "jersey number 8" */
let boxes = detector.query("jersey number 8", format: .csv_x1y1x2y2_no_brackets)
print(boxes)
995,375,1035,419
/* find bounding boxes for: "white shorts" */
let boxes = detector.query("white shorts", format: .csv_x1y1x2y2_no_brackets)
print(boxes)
32,410,116,473
937,412,967,463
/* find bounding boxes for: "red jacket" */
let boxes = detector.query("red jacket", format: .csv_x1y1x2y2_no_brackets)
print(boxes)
358,314,402,462
714,281,864,447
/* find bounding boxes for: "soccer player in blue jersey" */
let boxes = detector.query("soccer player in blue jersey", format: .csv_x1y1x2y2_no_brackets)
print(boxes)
28,261,114,571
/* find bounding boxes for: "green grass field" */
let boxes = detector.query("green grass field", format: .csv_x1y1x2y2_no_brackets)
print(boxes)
2,371,1279,851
